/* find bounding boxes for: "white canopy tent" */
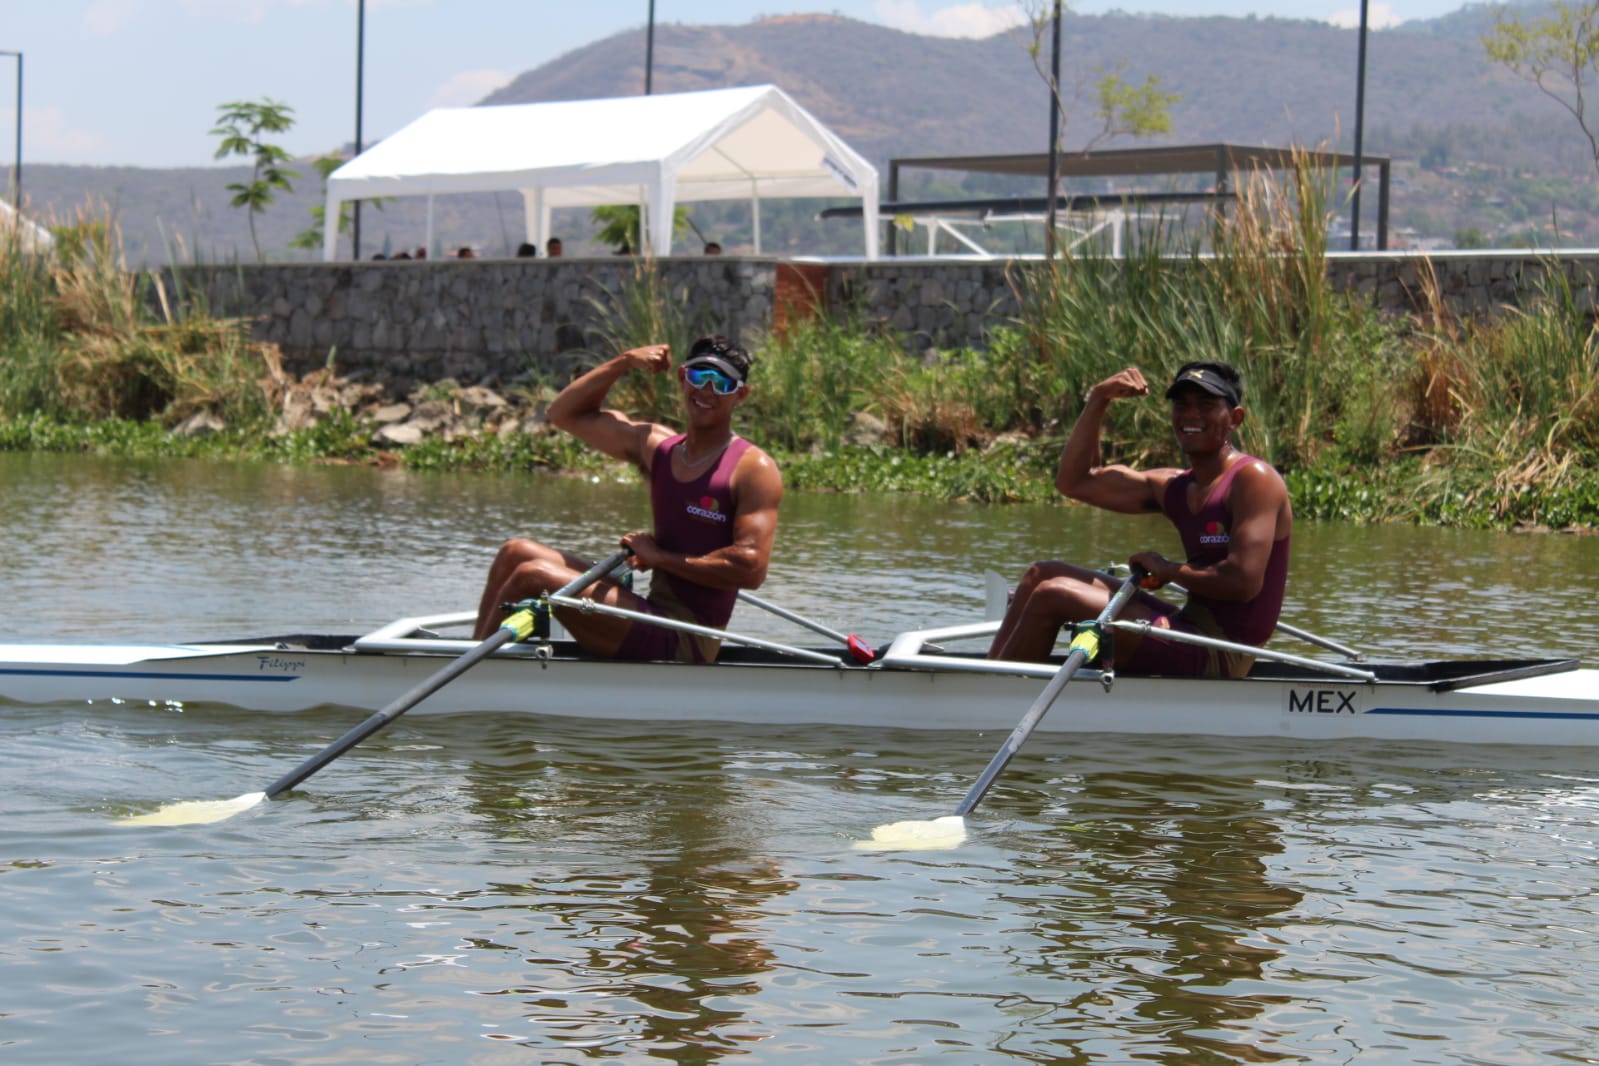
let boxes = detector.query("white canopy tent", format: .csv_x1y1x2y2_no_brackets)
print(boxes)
322,84,878,260
1,199,53,254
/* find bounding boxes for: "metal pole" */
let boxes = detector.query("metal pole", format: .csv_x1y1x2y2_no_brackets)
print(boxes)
353,0,365,259
645,0,656,95
1350,0,1369,251
0,51,20,207
13,51,20,208
1044,1,1062,259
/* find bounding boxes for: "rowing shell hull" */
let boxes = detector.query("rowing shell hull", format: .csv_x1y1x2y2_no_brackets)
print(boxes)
2,634,1597,748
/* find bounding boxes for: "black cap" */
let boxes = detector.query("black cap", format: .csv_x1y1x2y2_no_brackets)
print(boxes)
1165,361,1242,406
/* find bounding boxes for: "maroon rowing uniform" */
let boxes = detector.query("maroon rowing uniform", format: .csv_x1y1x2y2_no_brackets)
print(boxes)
613,433,752,662
1161,454,1291,647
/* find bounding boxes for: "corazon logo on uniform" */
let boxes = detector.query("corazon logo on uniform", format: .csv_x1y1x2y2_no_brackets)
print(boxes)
1199,519,1229,545
686,497,727,522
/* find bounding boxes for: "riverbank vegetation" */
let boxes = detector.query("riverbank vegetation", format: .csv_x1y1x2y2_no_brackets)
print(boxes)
5,172,1599,532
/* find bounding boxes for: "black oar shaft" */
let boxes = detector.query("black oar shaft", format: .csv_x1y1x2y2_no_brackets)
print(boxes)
264,548,630,800
265,626,516,798
954,571,1144,818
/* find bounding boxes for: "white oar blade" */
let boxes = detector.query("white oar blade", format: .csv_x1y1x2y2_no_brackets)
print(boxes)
116,791,266,827
852,815,967,851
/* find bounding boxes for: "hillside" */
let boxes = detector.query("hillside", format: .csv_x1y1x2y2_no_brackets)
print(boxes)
24,5,1599,265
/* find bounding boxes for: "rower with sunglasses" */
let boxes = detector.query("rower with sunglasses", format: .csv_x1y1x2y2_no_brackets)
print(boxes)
471,336,783,663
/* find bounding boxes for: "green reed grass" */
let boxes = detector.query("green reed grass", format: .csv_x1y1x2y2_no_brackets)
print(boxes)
0,208,274,427
1005,153,1410,472
578,256,719,423
743,312,903,451
1398,259,1599,522
1455,266,1599,458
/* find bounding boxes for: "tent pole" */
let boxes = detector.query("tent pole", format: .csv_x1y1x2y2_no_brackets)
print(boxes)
861,170,880,260
322,189,341,261
527,189,546,246
751,181,762,254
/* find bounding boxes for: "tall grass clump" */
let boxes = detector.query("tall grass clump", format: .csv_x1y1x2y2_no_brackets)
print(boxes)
742,311,905,451
1005,150,1407,471
579,255,720,423
0,207,276,427
1403,261,1599,521
0,223,63,415
1204,153,1408,468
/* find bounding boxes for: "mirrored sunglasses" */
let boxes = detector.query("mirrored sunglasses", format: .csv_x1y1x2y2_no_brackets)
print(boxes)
683,364,741,395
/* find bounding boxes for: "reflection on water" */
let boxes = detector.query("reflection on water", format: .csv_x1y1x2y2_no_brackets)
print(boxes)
452,719,797,1057
1010,765,1304,1062
4,453,1599,1063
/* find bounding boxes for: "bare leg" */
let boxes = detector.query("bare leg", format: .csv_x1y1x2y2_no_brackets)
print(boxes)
472,538,581,639
470,537,647,655
988,561,1166,664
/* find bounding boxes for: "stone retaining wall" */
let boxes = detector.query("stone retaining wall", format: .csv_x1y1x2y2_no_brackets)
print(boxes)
160,251,1599,385
159,257,777,385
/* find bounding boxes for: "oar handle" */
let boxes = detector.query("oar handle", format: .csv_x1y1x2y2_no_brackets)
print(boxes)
953,567,1145,819
263,547,631,800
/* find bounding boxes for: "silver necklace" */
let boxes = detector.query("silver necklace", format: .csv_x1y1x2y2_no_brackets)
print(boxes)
677,438,731,470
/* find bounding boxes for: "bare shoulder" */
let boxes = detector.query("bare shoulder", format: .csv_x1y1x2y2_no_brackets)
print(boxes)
635,422,679,473
732,442,784,499
1235,456,1288,493
1145,465,1183,491
1141,466,1184,509
1232,456,1293,523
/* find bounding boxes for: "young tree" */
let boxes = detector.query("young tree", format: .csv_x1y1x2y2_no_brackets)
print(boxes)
590,203,690,254
211,98,299,261
1021,2,1178,255
290,154,388,255
1484,1,1599,177
1021,3,1178,150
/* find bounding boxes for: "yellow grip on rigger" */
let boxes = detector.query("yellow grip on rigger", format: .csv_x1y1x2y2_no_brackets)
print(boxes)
500,607,539,642
1066,627,1101,663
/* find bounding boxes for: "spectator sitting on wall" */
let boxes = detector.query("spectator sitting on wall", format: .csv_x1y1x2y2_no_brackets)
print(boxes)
704,242,722,255
546,237,563,258
415,247,427,260
456,246,476,259
516,242,537,257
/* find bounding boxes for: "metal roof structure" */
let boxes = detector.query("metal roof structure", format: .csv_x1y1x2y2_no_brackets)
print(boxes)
884,143,1390,254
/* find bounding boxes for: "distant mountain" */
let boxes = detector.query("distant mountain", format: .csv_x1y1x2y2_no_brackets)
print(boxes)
26,5,1599,265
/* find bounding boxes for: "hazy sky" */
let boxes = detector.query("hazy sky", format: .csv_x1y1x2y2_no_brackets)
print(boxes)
3,1,1476,172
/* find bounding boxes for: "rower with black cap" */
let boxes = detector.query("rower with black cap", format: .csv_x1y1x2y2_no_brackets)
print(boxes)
471,336,783,662
987,361,1292,678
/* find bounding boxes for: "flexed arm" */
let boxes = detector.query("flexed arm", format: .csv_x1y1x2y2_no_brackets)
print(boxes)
548,344,675,472
1056,368,1172,515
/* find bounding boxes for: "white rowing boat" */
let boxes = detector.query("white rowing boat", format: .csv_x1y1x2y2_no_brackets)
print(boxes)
2,607,1595,747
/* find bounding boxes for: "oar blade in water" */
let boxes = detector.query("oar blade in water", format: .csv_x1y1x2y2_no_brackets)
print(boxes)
852,815,967,851
116,791,266,827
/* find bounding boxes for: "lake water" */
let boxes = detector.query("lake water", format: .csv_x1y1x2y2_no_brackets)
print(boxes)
4,452,1599,1064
